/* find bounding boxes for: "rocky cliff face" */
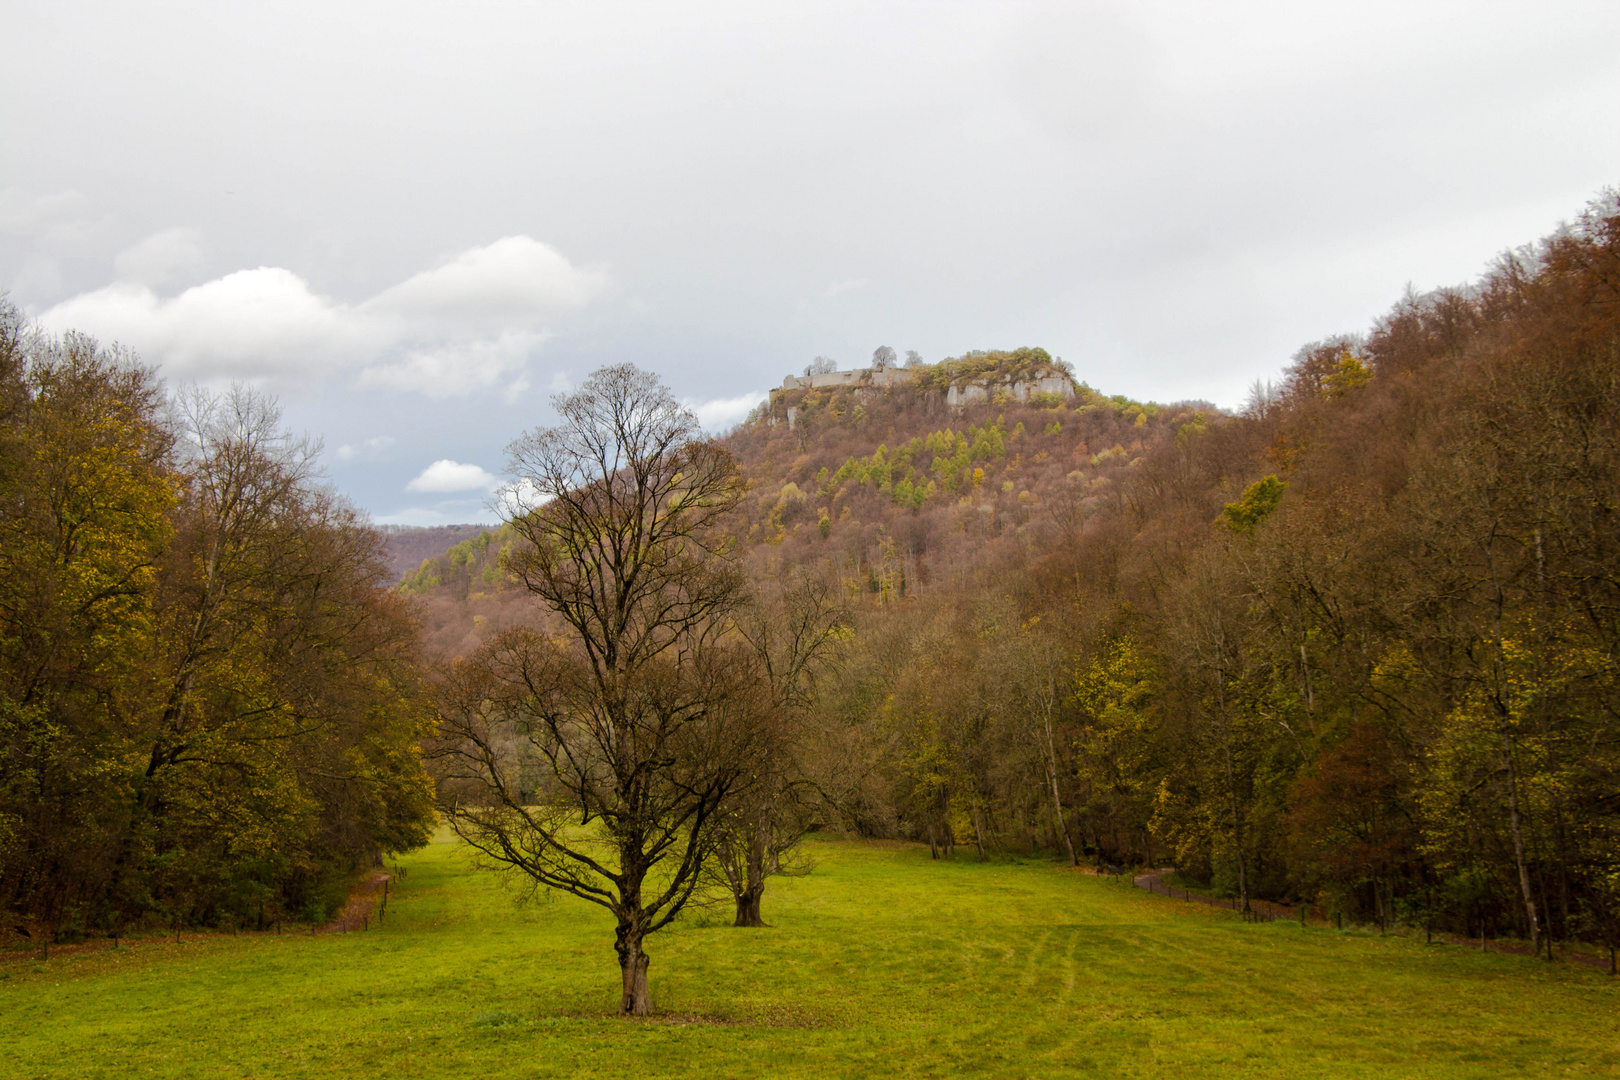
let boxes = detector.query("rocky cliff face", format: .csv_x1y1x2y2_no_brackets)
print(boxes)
944,371,1073,409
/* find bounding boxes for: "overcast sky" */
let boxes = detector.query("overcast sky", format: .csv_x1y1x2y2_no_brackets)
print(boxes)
4,1,1618,524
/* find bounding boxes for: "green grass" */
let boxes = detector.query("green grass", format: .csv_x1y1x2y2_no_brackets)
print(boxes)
3,836,1617,1078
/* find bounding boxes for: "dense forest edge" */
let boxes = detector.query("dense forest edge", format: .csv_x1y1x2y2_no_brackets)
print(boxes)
4,190,1619,976
0,325,436,941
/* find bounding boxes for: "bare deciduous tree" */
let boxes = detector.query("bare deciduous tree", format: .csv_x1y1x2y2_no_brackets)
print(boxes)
433,364,758,1016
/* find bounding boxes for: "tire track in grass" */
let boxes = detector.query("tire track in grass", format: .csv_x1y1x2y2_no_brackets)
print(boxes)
1061,922,1079,997
1015,927,1056,996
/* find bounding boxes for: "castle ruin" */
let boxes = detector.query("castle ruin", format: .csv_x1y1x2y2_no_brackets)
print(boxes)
768,362,1074,428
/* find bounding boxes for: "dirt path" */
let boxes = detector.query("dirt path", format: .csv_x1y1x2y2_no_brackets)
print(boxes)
317,870,394,933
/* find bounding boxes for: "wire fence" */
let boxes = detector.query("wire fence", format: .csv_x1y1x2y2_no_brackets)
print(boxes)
320,866,401,933
1119,868,1618,968
1108,867,1296,926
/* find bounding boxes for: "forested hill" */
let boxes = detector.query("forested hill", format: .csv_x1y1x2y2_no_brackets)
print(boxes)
396,348,1220,650
721,347,1221,600
401,194,1620,957
379,523,496,582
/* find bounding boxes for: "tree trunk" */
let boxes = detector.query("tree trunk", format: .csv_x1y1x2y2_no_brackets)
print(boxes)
734,886,764,927
1500,731,1540,958
1536,866,1555,961
1299,642,1316,736
734,803,770,926
1220,716,1248,915
616,924,652,1016
972,802,987,862
1042,717,1078,867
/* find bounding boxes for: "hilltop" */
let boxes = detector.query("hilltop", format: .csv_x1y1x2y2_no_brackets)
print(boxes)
728,346,1219,601
397,346,1219,651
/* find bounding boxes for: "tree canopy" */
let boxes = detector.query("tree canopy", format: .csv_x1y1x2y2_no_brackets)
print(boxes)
0,313,435,941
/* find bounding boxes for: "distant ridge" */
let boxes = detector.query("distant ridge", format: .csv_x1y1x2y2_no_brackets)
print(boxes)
377,523,497,582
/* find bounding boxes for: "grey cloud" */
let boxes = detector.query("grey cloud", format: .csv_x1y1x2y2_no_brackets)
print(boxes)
357,330,548,399
371,501,498,528
335,436,396,463
113,228,206,287
0,188,104,299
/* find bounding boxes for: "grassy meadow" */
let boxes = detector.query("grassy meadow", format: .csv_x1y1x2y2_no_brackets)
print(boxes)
3,835,1617,1078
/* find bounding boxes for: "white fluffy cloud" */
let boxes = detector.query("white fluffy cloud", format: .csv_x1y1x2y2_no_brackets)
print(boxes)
494,477,547,522
44,267,380,383
364,236,605,328
405,459,499,493
686,391,766,432
37,235,604,395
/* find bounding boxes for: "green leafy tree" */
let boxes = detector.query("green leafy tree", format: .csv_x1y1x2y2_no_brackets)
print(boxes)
1219,475,1286,533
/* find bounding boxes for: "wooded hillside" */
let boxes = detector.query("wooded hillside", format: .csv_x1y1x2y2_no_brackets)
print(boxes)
406,192,1620,960
379,523,497,582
